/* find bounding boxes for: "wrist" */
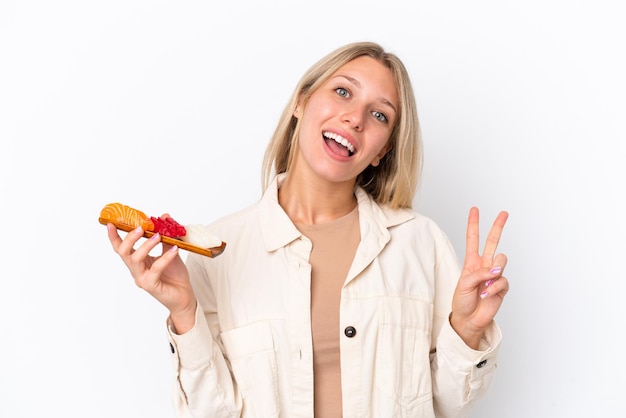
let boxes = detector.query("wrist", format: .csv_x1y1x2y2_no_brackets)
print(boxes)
449,312,484,350
170,300,197,335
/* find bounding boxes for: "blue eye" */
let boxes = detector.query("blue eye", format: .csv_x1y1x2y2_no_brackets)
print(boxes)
372,111,388,123
336,87,349,98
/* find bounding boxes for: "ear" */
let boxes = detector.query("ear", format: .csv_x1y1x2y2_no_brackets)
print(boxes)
371,144,392,167
293,100,303,118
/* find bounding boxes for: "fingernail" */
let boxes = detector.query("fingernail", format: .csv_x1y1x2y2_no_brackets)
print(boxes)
169,245,178,253
485,279,494,287
490,266,502,275
134,226,143,234
480,290,489,299
150,232,160,240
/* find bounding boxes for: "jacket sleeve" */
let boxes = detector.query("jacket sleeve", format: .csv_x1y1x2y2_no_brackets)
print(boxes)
429,229,502,418
431,318,501,417
166,254,243,418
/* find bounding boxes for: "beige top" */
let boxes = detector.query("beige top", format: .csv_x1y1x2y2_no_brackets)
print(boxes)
296,206,361,418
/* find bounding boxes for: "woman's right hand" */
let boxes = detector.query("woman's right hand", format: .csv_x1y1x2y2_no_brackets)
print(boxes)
106,220,197,333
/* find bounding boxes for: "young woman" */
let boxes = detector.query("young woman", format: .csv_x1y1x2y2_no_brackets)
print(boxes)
107,41,509,417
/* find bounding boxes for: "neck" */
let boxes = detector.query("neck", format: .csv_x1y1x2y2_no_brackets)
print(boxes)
278,172,357,226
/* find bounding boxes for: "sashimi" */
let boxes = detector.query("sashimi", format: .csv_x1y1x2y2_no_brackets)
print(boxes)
150,216,186,238
100,202,155,231
180,224,222,248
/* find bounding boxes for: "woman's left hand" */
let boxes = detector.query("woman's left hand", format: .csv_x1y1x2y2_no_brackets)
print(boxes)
450,207,509,349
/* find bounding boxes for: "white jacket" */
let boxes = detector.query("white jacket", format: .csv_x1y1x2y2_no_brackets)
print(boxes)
167,174,501,417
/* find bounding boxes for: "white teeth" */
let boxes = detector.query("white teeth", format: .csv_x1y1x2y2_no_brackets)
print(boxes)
323,131,355,153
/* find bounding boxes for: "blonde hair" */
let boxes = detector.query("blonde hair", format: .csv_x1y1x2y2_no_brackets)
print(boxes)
261,41,422,209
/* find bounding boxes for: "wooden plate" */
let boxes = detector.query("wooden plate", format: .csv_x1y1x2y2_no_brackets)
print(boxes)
99,218,226,258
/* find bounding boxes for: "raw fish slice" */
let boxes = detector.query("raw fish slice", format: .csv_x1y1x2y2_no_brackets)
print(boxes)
181,224,222,248
100,202,155,231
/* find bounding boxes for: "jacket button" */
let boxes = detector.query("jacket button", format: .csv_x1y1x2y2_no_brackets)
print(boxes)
476,359,487,368
344,326,357,338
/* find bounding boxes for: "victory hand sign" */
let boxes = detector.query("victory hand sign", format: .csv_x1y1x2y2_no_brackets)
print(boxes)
450,207,509,349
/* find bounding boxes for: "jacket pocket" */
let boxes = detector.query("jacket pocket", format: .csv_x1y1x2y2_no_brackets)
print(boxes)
220,321,280,417
375,296,434,410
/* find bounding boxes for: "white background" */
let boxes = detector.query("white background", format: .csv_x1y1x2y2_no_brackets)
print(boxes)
1,1,624,417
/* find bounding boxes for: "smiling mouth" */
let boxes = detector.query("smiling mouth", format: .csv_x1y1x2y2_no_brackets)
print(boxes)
323,131,355,157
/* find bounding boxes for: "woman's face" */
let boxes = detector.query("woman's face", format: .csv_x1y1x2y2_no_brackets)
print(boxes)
293,56,399,185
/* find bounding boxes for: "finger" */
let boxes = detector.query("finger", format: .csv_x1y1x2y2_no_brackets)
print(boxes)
492,253,508,271
481,275,510,300
461,260,508,290
160,241,175,252
138,245,180,291
482,211,509,266
127,233,167,286
115,226,145,257
465,207,480,260
483,255,508,287
130,232,164,264
106,223,123,251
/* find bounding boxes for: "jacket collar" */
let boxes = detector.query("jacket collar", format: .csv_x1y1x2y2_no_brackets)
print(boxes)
258,174,302,252
259,173,415,253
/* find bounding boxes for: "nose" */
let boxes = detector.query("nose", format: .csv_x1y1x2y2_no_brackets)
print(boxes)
342,106,364,131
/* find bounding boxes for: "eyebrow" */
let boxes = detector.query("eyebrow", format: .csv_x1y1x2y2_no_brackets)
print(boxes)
334,74,398,114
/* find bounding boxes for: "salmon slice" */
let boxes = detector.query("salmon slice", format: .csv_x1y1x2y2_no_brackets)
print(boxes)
100,202,155,231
